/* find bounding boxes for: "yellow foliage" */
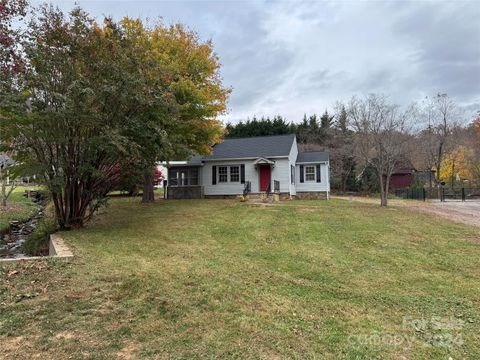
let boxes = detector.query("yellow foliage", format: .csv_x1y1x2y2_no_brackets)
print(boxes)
99,17,229,157
439,146,475,183
474,116,480,144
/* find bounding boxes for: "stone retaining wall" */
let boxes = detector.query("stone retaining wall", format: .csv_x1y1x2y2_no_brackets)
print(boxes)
295,192,328,200
0,234,74,263
49,234,74,260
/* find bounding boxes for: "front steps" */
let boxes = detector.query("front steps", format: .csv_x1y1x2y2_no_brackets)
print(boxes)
246,193,280,203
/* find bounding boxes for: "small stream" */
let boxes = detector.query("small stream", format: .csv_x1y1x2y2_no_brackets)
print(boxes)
0,192,46,259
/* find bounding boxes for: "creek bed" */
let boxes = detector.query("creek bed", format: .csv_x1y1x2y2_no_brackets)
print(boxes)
0,192,46,259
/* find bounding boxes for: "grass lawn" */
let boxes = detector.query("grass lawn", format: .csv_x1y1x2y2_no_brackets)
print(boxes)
0,186,40,233
0,198,479,359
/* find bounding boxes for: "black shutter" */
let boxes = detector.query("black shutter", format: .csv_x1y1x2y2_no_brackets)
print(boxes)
212,166,216,185
316,164,321,182
300,165,304,183
240,164,245,184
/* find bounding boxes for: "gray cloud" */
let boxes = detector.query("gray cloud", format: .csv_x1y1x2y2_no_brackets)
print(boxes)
390,1,480,102
35,0,480,122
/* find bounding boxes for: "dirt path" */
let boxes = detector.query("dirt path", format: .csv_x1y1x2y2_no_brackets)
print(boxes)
405,200,480,228
332,196,480,229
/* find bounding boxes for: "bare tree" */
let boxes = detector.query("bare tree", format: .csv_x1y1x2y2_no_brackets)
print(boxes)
419,94,461,182
0,153,16,207
348,94,412,206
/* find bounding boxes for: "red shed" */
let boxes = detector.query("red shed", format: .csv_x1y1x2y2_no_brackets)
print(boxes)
388,159,416,191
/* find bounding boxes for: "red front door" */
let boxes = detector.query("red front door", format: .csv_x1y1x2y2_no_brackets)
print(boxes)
259,165,271,192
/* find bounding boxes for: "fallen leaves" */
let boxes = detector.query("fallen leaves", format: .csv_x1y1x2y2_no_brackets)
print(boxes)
15,291,40,302
7,270,18,277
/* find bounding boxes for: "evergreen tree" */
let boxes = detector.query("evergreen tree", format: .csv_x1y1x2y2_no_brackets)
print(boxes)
225,116,294,138
336,105,348,133
320,110,334,130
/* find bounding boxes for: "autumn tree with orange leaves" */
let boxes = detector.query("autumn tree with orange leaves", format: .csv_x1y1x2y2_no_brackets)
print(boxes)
0,2,228,228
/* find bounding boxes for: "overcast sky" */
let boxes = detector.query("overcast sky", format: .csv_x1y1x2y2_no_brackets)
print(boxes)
33,0,480,123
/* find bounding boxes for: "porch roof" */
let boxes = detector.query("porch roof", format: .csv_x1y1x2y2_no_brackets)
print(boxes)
253,157,275,166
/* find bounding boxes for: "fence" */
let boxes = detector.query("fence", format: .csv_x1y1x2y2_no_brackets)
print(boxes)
395,187,480,202
440,187,480,201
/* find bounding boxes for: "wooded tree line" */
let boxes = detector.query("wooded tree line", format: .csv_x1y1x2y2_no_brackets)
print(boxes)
0,1,229,228
226,95,480,206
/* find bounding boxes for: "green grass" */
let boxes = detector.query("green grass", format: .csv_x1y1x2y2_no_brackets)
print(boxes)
108,188,164,197
0,198,479,359
0,186,40,233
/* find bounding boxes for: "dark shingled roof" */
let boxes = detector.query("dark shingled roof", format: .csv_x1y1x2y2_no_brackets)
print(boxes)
296,151,329,163
204,134,296,160
169,135,331,166
168,155,204,167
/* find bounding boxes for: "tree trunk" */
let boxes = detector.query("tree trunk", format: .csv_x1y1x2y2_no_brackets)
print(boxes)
451,159,455,188
436,142,444,198
379,173,387,207
384,174,391,207
142,168,155,203
342,166,352,194
1,180,6,207
51,183,89,230
1,179,15,207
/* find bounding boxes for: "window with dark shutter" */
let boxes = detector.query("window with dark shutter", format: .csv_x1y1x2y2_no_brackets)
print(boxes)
212,166,216,185
218,166,228,182
230,166,240,182
291,165,295,184
316,164,321,182
305,166,315,181
240,164,245,184
300,165,304,183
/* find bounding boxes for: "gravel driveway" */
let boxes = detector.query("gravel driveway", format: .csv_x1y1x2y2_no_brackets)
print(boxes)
409,200,480,228
333,195,480,229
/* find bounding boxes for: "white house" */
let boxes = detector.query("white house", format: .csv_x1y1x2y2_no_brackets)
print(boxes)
165,134,330,200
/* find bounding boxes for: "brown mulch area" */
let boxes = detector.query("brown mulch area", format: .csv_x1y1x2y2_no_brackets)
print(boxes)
0,203,24,214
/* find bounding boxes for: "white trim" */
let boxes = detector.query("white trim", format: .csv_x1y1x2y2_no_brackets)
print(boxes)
218,165,228,183
229,165,240,182
253,157,276,166
216,164,241,184
166,163,204,168
203,155,289,162
296,161,329,165
304,165,316,182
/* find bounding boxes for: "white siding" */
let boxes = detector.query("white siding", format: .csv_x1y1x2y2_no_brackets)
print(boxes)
295,163,330,192
288,137,298,195
202,158,294,195
271,158,292,193
167,137,332,197
202,160,258,195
